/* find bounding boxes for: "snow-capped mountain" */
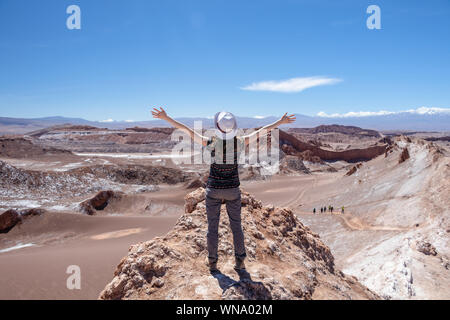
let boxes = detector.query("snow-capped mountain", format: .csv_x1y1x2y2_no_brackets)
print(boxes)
1,107,449,134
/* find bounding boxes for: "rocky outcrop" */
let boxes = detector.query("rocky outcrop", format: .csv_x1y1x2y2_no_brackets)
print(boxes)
298,150,323,163
416,241,438,256
238,166,272,181
385,145,394,157
425,136,450,142
32,127,177,153
280,155,310,174
280,130,387,162
185,174,208,189
99,188,379,300
399,148,410,164
183,187,205,213
0,208,46,233
345,166,357,176
345,163,362,176
288,125,381,138
79,191,122,215
85,165,193,185
0,136,73,158
20,208,46,218
0,209,21,233
0,160,193,199
125,127,175,135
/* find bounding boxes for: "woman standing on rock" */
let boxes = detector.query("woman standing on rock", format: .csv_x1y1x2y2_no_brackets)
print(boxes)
152,107,295,273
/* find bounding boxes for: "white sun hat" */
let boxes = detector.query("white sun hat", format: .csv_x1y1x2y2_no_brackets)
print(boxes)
214,111,238,140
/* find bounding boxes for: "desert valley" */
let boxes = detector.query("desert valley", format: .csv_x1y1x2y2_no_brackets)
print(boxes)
0,123,449,300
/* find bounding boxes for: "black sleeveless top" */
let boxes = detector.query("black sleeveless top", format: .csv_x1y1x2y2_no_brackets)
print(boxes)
206,136,244,189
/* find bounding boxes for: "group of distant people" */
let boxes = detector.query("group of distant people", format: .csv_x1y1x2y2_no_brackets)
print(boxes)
312,206,345,214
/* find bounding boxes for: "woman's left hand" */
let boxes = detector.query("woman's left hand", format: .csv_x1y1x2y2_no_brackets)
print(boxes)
151,107,168,120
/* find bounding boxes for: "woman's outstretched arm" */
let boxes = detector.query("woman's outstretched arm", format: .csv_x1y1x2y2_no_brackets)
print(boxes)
151,107,209,146
242,113,296,145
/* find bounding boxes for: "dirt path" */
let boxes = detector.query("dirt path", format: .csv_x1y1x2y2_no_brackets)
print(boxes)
276,172,414,232
297,210,412,231
282,176,317,208
337,213,412,231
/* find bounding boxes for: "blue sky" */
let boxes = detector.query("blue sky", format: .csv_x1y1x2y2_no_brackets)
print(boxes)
0,0,449,121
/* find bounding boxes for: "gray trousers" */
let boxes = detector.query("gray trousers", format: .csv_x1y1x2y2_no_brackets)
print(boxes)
205,187,246,261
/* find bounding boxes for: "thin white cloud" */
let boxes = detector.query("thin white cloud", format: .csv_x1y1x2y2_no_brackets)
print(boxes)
100,119,137,123
410,106,450,115
241,76,342,93
317,107,450,118
253,115,268,119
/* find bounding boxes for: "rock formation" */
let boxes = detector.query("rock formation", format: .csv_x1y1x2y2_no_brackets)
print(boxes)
79,190,123,215
280,155,310,174
345,163,362,176
288,125,381,138
279,130,388,162
99,188,379,300
416,241,438,256
0,209,21,233
0,160,193,199
0,136,73,158
0,208,46,233
29,126,177,153
399,147,410,164
185,174,208,189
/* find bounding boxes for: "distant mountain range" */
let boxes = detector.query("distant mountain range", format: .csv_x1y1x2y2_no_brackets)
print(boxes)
0,110,449,135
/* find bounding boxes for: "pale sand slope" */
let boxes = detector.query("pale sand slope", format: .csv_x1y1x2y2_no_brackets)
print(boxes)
244,138,450,299
0,212,179,300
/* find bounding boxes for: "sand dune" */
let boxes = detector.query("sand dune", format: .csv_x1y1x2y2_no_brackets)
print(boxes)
0,212,179,300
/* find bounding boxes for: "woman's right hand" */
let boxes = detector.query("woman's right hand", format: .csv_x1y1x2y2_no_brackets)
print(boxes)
279,112,296,124
151,107,168,120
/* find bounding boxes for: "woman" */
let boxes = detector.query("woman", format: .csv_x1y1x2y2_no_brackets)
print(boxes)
152,107,295,273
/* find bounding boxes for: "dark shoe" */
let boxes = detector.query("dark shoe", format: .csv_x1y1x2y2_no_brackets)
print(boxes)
234,256,246,271
206,257,219,272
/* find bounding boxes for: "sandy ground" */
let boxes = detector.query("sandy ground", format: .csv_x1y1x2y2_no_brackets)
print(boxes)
0,212,179,299
0,177,188,300
1,138,449,300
